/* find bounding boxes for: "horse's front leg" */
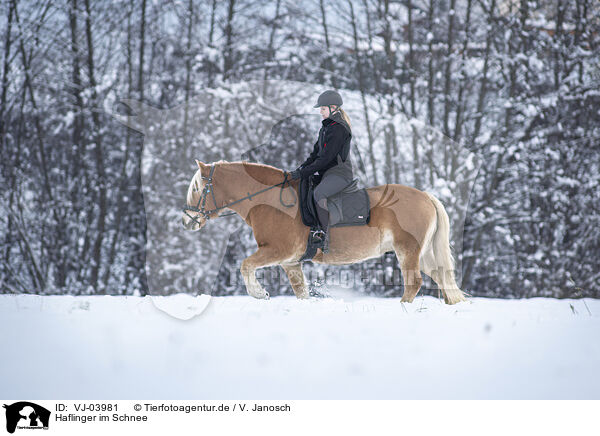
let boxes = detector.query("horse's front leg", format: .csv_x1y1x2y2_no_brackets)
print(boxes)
240,247,284,299
281,263,309,299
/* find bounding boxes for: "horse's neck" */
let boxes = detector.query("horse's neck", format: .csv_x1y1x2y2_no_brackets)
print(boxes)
215,162,287,214
219,162,284,189
235,162,284,185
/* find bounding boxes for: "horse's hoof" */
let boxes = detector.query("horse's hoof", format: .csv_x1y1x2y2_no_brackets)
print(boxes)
264,291,270,300
309,289,329,298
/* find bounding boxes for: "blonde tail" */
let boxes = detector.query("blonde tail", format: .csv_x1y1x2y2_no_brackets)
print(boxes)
423,192,467,304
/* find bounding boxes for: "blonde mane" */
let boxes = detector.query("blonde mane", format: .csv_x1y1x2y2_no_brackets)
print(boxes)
186,168,203,206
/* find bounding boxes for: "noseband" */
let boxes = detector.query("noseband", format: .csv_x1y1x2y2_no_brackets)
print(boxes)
182,164,297,227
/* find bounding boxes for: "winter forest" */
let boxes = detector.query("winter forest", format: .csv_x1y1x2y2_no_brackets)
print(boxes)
0,0,598,299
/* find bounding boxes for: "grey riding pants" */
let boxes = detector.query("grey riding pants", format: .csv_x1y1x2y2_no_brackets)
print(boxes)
313,173,351,229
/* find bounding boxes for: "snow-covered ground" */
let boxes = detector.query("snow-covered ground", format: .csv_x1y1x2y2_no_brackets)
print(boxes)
1,291,598,399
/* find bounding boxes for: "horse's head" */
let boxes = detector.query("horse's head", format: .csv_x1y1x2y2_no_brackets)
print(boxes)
181,160,216,231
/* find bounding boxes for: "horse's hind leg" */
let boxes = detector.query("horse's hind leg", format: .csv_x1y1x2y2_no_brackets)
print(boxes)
240,247,284,299
395,244,423,303
281,263,309,299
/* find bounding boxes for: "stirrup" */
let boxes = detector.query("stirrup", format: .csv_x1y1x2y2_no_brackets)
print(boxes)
311,229,325,243
299,228,324,262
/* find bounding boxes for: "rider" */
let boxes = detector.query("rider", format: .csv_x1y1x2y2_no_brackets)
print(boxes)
289,90,354,253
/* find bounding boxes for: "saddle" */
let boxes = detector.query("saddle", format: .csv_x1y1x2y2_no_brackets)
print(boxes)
298,174,371,261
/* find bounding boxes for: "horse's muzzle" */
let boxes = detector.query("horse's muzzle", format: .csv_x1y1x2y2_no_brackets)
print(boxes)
182,215,202,231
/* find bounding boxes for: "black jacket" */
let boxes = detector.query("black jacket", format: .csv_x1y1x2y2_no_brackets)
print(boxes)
298,111,352,179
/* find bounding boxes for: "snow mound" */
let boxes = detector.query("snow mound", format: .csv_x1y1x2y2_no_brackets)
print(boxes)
150,293,212,320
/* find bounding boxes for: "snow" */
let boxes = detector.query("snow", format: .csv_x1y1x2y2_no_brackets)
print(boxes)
1,293,598,399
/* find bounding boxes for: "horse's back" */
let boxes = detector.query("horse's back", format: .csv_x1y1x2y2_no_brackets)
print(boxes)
366,183,436,210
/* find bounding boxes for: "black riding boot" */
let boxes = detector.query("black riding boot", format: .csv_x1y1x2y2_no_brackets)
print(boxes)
315,202,330,253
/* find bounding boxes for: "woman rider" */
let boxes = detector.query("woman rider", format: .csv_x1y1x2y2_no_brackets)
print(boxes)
288,90,354,253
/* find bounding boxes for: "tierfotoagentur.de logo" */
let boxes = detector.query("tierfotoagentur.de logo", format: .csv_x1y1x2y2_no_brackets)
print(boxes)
3,402,50,434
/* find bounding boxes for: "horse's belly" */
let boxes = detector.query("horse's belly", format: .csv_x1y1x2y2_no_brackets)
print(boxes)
312,227,395,265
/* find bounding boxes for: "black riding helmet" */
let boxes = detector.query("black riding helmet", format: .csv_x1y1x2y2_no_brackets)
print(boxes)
314,90,343,116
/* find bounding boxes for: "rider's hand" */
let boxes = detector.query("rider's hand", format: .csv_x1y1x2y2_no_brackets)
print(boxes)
289,169,301,180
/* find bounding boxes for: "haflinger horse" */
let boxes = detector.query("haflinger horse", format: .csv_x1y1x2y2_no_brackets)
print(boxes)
182,160,467,304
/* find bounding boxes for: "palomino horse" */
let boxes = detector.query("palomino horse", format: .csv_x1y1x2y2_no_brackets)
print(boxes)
182,160,466,304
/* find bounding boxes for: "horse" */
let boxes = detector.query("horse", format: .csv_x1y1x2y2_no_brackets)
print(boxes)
182,160,467,304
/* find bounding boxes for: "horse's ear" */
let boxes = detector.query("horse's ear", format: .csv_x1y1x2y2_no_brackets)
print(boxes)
195,159,210,178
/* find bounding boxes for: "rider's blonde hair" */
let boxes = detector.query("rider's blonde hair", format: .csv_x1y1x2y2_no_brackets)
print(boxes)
332,106,352,130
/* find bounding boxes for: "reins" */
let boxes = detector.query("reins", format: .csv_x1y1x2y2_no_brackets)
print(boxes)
182,163,297,227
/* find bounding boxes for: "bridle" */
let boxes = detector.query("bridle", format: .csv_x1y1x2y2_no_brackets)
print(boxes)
182,163,297,227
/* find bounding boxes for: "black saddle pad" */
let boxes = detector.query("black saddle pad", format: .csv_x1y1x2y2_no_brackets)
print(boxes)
299,175,321,228
327,179,371,227
299,175,370,228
